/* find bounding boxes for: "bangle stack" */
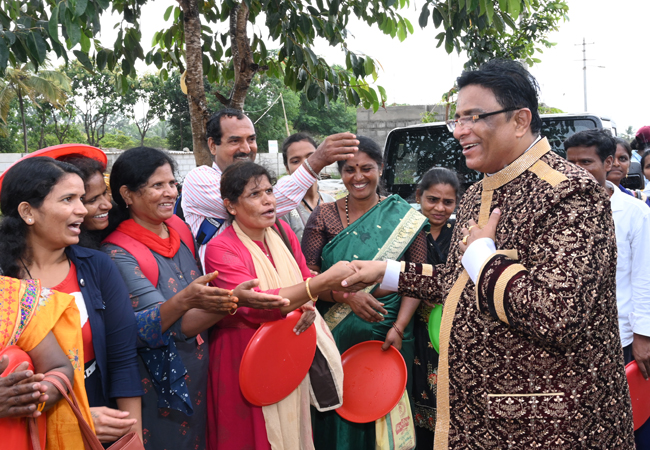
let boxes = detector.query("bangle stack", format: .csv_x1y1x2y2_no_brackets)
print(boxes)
305,278,318,302
303,159,322,180
391,322,404,339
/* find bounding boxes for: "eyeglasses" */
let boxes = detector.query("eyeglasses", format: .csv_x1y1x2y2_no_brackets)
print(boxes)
446,107,523,133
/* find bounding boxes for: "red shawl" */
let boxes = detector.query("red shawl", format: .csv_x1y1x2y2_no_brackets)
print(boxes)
115,219,180,258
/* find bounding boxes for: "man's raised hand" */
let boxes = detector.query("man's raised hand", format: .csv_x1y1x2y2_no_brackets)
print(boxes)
307,132,359,173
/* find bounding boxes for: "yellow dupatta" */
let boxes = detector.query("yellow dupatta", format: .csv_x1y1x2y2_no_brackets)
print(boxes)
0,276,94,450
232,221,343,450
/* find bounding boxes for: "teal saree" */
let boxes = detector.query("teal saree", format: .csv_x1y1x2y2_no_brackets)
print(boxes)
312,195,427,450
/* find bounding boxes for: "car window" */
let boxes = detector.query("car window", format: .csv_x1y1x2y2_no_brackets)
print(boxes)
383,117,600,201
541,118,598,158
383,126,477,201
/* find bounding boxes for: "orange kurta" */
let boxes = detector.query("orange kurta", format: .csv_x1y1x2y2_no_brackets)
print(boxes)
0,276,93,450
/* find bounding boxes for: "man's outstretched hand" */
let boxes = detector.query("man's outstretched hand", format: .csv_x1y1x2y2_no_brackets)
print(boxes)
340,261,387,292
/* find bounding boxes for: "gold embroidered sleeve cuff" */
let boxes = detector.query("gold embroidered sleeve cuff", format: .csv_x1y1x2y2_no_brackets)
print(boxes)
476,254,528,326
397,262,437,299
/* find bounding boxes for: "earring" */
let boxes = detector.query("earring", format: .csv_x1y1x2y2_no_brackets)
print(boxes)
27,218,32,223
126,204,129,209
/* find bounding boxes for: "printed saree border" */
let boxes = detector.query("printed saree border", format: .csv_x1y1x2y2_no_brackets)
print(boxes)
323,207,427,330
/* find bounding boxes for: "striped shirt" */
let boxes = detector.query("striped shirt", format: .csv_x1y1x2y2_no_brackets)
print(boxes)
181,162,316,265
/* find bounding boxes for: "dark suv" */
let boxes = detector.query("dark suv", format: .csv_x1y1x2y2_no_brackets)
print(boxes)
382,113,617,201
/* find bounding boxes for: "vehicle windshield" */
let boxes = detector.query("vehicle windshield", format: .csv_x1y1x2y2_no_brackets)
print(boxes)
383,117,599,201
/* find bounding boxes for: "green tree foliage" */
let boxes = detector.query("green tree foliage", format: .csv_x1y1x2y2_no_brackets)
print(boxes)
293,92,357,138
155,70,214,152
538,104,564,114
100,130,137,149
619,126,635,142
0,0,565,165
454,0,569,69
123,73,165,146
0,63,70,151
236,76,300,153
61,62,122,147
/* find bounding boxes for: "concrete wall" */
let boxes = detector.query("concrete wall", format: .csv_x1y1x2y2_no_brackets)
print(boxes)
0,153,24,174
0,149,337,180
103,149,198,180
356,104,447,149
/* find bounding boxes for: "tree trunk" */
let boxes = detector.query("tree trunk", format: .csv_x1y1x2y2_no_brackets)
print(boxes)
179,0,211,166
179,116,183,150
229,2,264,110
17,89,28,153
38,110,47,149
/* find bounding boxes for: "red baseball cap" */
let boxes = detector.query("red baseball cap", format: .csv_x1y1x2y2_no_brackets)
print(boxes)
636,126,650,146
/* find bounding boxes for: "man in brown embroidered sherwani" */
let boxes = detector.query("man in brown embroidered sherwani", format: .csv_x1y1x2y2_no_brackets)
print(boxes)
341,60,635,449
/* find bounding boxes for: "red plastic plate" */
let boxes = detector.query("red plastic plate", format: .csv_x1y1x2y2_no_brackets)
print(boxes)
336,340,407,423
0,345,34,376
239,310,317,406
0,144,106,196
626,360,650,430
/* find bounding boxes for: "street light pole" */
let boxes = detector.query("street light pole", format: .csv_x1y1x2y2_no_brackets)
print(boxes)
576,38,595,112
582,38,587,111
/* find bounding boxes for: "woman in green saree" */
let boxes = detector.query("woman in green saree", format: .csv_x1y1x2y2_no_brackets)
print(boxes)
302,136,428,450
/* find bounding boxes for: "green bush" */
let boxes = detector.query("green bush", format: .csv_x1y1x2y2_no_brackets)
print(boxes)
101,132,137,150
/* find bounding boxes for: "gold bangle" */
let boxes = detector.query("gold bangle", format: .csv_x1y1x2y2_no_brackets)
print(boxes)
305,278,318,302
37,402,46,412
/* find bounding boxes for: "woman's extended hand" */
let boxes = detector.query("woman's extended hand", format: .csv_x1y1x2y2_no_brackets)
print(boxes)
182,271,239,313
233,279,289,309
345,292,387,323
382,327,403,351
317,261,357,291
90,406,138,443
0,358,48,419
293,301,316,335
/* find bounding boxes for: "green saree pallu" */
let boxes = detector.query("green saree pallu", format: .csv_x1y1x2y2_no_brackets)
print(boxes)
313,195,427,450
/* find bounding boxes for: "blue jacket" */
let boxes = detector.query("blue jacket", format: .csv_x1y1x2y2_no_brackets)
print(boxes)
65,245,143,405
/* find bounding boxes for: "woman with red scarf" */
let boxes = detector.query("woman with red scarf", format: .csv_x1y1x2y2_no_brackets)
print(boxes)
102,147,287,450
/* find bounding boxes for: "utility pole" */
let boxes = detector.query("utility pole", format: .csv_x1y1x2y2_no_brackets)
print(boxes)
576,38,595,112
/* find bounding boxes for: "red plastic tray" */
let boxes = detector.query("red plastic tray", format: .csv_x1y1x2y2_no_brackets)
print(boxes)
626,360,650,430
336,340,407,423
239,310,317,406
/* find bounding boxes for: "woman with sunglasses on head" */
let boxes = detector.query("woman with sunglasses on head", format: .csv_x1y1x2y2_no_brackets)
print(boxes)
0,156,143,447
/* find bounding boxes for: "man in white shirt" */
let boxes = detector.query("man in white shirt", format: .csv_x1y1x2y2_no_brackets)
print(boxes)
565,128,650,447
181,108,358,264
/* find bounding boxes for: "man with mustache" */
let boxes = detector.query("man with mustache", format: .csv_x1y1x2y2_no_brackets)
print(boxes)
182,108,358,265
340,59,634,449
